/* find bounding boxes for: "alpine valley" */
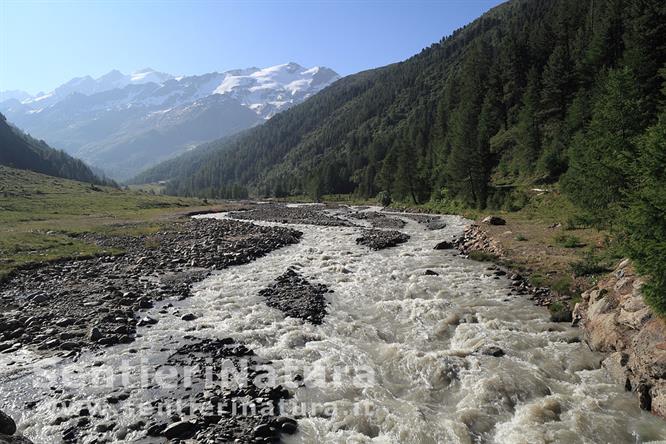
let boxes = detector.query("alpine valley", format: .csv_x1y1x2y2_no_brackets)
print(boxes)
0,63,339,180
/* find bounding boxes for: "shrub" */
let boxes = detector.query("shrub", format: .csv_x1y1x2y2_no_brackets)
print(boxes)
529,273,546,287
565,214,594,230
468,251,498,262
569,252,608,276
551,276,573,295
376,191,392,207
554,234,583,248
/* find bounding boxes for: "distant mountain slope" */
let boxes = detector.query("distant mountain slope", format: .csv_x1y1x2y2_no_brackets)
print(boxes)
0,63,339,180
128,132,242,186
156,0,664,206
0,113,108,185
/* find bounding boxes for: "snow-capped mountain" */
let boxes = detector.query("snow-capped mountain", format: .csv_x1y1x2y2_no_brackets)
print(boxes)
0,63,339,179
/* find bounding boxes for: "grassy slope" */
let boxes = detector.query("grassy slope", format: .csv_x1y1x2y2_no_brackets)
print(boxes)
0,166,219,279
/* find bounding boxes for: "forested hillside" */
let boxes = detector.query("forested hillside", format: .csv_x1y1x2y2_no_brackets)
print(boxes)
157,0,664,206
148,0,666,313
0,113,110,185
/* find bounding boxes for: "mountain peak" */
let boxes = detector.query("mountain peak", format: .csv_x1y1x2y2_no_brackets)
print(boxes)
130,68,174,84
133,67,156,74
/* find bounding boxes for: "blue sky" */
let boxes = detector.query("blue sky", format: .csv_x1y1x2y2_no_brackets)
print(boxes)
1,0,504,94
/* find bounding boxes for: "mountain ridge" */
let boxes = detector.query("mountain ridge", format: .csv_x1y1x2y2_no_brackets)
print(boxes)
0,63,340,180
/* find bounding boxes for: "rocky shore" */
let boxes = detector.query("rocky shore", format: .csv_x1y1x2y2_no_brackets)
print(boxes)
0,218,301,355
228,204,355,227
573,260,666,418
455,223,559,310
347,211,406,229
136,337,297,443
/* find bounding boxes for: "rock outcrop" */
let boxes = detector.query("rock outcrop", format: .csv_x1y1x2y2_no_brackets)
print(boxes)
573,259,666,417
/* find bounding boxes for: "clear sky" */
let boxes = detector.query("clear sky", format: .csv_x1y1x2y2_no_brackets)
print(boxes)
0,0,505,95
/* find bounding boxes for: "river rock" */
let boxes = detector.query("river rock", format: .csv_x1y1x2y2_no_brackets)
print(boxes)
602,352,630,387
426,220,447,230
434,241,454,250
549,306,573,323
281,421,297,434
88,327,102,342
30,293,48,304
482,346,505,357
481,216,506,226
0,411,16,435
163,421,196,439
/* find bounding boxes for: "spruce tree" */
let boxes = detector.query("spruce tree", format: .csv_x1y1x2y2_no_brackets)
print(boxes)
562,68,644,224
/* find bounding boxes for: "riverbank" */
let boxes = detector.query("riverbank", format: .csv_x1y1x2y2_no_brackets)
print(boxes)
0,166,255,282
455,212,666,418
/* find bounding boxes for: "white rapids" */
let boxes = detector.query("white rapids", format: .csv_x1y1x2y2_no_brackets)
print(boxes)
1,207,665,443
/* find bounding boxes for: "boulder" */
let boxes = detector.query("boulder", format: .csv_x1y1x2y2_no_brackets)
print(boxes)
426,220,447,230
549,307,573,323
586,312,623,352
0,411,16,435
252,424,272,437
617,307,652,330
481,346,505,357
649,381,666,418
602,352,629,387
433,241,454,250
587,296,613,320
481,216,506,226
163,421,195,439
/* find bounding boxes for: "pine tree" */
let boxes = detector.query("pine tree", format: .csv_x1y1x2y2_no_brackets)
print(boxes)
542,45,576,119
515,68,542,174
562,67,645,223
622,0,666,116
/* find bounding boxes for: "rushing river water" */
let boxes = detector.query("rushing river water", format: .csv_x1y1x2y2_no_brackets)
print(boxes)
1,207,665,443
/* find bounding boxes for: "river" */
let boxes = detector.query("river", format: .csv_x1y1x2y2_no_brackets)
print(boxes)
1,206,665,443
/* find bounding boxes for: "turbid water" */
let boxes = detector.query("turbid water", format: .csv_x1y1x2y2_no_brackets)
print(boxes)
1,206,665,443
